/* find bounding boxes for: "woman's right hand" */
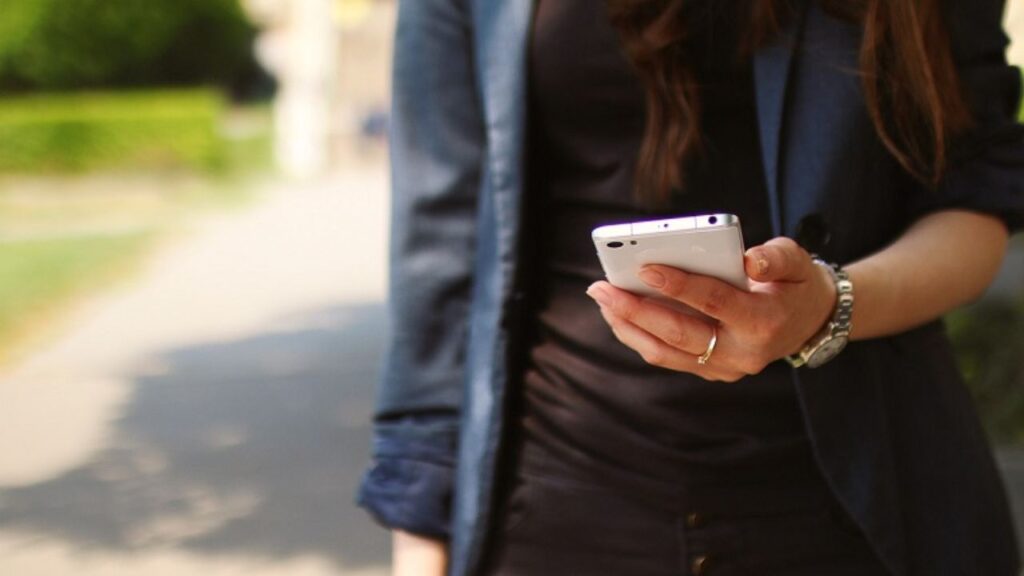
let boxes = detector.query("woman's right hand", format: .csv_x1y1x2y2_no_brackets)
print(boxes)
392,530,448,576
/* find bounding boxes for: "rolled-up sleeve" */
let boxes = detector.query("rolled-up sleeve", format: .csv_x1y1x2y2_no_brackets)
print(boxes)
907,0,1024,232
357,417,460,539
355,0,484,540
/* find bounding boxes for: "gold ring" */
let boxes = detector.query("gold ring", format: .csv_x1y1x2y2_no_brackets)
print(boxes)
697,326,718,366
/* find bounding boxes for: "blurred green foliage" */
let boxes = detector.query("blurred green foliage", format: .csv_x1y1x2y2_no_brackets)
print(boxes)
0,90,227,172
0,232,152,355
948,296,1024,444
0,99,271,354
0,0,262,94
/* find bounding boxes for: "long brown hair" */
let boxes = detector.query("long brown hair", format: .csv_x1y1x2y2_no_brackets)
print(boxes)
606,0,973,203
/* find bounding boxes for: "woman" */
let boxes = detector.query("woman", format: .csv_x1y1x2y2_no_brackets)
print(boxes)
358,0,1024,574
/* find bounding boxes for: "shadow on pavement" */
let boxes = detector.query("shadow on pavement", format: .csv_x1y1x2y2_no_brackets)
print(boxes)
0,302,390,571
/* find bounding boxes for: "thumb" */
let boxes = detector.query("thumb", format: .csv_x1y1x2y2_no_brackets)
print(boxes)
745,237,814,283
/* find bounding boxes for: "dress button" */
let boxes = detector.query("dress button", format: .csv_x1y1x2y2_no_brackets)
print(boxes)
685,512,704,529
691,554,711,575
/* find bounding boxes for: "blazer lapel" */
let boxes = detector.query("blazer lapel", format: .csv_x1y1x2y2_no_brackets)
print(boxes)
760,5,909,575
470,0,534,277
753,0,809,237
452,4,535,576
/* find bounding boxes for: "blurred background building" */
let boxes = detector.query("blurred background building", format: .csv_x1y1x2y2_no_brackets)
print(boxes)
1011,1,1024,65
243,0,392,178
246,0,339,178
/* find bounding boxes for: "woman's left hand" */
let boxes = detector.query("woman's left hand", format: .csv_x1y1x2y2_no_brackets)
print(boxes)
586,237,836,382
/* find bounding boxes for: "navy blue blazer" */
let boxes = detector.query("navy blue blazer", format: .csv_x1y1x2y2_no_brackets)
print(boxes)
357,1,1024,575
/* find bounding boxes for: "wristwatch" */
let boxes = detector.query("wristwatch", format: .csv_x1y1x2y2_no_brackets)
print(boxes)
786,258,854,369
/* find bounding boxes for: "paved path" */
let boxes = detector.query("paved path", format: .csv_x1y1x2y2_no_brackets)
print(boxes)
0,169,391,575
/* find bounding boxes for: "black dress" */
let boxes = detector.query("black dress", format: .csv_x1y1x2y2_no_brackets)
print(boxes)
480,2,890,575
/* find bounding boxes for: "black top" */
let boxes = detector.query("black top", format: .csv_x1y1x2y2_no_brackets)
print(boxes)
516,0,823,495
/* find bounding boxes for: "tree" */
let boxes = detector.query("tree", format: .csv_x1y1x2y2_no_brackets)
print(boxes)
0,0,265,96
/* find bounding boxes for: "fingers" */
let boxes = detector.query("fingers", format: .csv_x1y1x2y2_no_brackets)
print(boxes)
587,281,747,382
744,237,813,283
586,237,818,379
595,302,693,368
636,265,752,324
587,282,714,356
595,303,743,382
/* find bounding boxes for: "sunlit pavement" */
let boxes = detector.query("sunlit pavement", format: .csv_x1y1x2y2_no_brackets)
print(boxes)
0,167,390,575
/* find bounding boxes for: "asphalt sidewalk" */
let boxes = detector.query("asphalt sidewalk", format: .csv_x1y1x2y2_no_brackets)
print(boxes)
0,169,391,575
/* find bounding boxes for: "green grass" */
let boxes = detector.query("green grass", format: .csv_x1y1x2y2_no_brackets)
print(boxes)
0,232,153,357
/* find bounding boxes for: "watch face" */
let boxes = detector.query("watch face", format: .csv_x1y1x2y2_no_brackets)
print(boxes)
807,337,848,368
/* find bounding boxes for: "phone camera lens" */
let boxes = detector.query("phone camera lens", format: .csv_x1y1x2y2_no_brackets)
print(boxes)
630,240,637,245
708,216,718,225
607,241,624,249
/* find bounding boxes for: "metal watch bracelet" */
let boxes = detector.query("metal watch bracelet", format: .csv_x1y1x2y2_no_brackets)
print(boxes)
785,257,854,368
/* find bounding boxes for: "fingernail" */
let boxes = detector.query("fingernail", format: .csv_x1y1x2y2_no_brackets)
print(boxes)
757,257,770,275
638,268,665,288
586,284,611,305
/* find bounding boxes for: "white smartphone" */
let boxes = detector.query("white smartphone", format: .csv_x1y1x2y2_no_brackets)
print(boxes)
592,214,748,302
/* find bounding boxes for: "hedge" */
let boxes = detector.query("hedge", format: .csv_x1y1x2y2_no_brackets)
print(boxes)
0,90,227,173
